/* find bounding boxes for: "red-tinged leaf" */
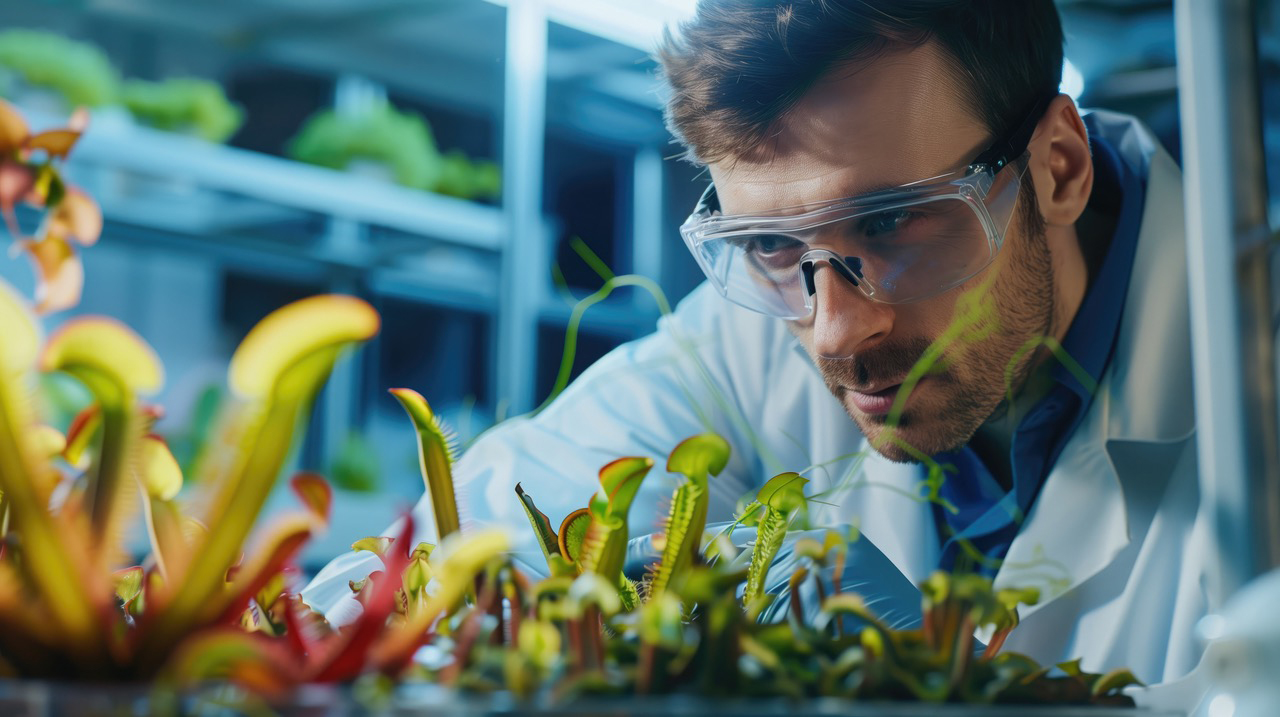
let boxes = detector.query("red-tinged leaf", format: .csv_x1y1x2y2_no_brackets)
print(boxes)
254,570,289,616
25,129,81,159
368,529,509,674
290,472,332,525
307,516,415,682
594,456,653,519
46,187,102,247
211,516,312,626
63,403,101,470
0,100,30,153
280,593,313,659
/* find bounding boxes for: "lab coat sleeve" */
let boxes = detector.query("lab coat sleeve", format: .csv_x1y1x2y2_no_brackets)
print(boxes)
301,282,778,623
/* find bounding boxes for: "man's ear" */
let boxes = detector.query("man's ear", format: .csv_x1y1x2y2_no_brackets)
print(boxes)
1026,94,1093,227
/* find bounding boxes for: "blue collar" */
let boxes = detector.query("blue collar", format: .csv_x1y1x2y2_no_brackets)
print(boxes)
1051,113,1148,403
930,112,1149,573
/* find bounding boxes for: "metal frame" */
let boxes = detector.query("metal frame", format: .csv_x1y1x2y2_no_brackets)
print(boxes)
496,0,551,415
1176,0,1280,606
64,115,505,251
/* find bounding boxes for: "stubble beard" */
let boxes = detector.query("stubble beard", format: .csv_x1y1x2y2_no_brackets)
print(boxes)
820,197,1056,463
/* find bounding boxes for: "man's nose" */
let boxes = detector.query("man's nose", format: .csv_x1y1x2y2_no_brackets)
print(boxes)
809,262,894,358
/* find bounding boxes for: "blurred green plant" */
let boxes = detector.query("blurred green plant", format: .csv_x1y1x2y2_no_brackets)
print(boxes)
435,148,500,200
122,77,244,143
286,103,500,200
327,432,381,493
0,29,120,108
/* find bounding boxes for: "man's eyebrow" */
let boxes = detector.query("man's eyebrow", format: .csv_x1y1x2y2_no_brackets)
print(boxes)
807,179,913,206
840,180,901,198
716,174,944,215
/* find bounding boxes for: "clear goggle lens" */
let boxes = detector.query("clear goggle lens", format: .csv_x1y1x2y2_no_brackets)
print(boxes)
683,154,1026,319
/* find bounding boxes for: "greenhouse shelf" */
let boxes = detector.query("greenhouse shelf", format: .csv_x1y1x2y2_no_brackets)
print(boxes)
50,111,506,251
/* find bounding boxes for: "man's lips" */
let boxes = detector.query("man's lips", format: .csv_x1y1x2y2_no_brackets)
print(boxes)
844,379,924,416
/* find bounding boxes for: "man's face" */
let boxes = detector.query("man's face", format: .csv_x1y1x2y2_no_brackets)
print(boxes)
708,43,1056,462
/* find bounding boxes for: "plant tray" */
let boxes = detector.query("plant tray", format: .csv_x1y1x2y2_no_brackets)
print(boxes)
0,681,1185,717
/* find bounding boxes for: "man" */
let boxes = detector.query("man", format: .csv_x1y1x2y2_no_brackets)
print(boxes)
307,0,1207,688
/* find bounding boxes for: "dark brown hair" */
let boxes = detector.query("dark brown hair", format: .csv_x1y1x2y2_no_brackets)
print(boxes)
658,0,1064,165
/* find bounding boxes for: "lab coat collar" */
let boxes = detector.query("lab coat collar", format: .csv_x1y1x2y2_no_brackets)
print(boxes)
995,112,1194,611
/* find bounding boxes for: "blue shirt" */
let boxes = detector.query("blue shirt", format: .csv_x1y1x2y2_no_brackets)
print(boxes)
931,114,1148,575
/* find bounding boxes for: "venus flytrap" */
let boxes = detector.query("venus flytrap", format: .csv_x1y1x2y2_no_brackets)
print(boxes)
0,282,383,681
557,508,590,565
577,456,652,585
41,316,162,563
743,472,808,607
138,295,380,673
648,433,729,597
389,388,460,541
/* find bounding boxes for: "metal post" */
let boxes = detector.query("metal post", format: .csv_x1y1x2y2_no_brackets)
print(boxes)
1175,0,1280,607
497,0,548,414
632,145,665,304
317,74,380,473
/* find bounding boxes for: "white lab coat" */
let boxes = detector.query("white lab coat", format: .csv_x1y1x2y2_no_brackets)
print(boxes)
304,111,1210,688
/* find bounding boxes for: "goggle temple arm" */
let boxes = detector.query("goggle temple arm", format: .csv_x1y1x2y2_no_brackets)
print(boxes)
968,92,1056,174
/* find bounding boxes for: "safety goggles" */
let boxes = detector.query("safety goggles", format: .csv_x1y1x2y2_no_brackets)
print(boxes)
679,96,1052,320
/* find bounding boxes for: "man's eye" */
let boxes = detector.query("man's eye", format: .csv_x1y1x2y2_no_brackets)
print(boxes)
857,210,919,238
742,234,803,257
